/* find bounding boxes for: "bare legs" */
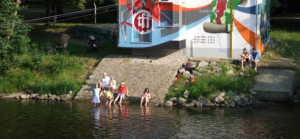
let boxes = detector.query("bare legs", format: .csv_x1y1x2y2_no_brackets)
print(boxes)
254,60,258,71
114,94,122,104
241,59,245,71
140,97,149,107
106,99,113,107
140,97,145,106
94,103,99,107
64,46,67,54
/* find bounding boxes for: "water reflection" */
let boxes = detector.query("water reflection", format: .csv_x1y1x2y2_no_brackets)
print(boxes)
93,107,100,126
142,106,151,117
1,100,300,139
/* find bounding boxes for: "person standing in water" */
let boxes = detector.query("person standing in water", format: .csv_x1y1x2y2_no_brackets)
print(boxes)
92,83,102,107
104,89,114,107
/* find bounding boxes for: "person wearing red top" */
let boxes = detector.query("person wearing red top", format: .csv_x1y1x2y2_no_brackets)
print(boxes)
114,82,129,104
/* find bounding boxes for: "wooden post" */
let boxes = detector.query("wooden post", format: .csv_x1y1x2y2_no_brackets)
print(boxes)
94,0,97,24
230,0,233,58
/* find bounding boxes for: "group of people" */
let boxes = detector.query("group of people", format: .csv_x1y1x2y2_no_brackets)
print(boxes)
92,73,151,108
240,47,260,71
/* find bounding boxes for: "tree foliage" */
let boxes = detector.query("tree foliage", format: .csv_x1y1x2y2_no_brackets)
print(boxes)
51,0,87,10
0,0,31,76
271,0,282,11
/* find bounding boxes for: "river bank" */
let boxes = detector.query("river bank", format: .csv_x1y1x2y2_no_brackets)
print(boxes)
1,54,296,108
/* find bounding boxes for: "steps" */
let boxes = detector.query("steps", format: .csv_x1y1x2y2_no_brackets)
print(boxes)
253,69,295,101
75,55,187,103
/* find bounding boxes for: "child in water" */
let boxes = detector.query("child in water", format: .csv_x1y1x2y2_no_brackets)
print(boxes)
104,89,114,107
140,88,151,107
92,83,102,107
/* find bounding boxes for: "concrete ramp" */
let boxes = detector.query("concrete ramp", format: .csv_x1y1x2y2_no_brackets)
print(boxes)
75,55,187,103
253,69,295,101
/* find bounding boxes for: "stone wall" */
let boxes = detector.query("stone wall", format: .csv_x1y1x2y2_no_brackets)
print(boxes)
75,55,187,103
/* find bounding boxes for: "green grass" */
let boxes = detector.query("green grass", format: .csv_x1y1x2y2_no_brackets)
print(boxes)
266,19,300,58
165,69,257,101
267,19,300,89
0,23,130,96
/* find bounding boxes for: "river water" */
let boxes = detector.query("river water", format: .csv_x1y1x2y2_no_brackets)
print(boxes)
0,99,300,139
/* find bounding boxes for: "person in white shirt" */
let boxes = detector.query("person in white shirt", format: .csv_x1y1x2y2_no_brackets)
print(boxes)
101,72,110,90
109,77,116,93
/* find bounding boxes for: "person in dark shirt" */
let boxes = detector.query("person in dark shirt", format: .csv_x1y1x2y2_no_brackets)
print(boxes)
251,48,260,71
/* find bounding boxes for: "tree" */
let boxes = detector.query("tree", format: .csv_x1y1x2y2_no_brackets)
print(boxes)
270,0,281,12
44,0,87,25
87,0,104,24
0,0,31,76
282,0,288,16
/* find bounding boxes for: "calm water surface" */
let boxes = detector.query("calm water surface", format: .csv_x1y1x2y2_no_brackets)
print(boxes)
0,99,300,139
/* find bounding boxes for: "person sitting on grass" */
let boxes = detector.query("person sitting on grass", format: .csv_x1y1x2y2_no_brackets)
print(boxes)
240,47,251,71
114,82,129,104
104,89,114,107
140,88,151,107
55,43,63,51
251,48,260,71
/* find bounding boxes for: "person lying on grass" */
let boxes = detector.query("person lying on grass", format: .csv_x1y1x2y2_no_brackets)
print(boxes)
55,43,63,51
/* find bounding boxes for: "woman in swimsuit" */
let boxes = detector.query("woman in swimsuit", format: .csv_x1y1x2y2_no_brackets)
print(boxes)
140,88,151,107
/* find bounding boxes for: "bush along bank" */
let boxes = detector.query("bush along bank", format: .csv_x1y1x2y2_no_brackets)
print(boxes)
0,53,88,96
0,23,130,97
162,60,261,108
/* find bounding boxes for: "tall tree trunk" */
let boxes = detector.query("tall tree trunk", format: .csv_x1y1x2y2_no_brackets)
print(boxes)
45,0,51,26
285,0,288,16
14,0,20,17
94,0,97,24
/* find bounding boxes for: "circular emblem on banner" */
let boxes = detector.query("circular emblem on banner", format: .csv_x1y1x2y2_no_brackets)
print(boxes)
133,10,152,34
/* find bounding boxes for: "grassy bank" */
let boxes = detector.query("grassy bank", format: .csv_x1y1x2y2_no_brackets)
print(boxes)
0,23,130,96
165,62,257,102
265,19,300,89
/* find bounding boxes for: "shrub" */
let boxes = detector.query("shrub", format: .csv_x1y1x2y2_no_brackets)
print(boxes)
29,79,81,95
220,62,229,75
42,55,77,74
17,51,42,70
0,77,14,93
166,74,255,101
0,70,34,93
195,67,200,73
